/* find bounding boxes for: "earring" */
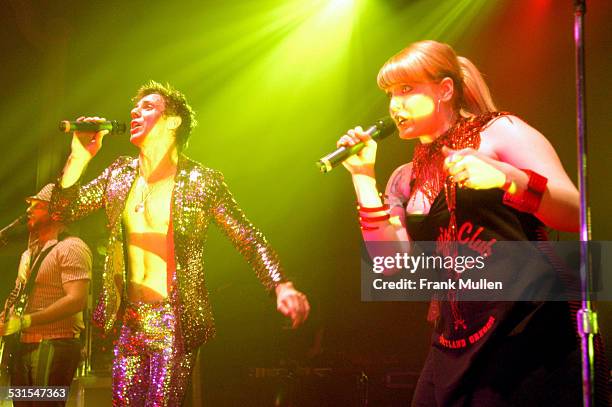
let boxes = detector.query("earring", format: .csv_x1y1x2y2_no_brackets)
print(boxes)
437,99,441,113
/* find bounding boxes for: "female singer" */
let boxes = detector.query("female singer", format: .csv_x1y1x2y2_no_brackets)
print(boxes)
337,40,607,406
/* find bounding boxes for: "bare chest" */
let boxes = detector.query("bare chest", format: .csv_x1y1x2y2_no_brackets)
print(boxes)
123,177,174,233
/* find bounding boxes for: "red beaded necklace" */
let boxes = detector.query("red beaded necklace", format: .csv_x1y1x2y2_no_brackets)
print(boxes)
409,113,503,206
410,112,503,329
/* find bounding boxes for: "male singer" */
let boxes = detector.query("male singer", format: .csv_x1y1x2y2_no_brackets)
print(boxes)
1,184,92,407
49,81,310,405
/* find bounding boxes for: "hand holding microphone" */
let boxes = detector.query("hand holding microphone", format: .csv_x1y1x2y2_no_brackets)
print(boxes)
56,116,126,188
64,116,115,162
317,117,395,174
59,119,126,134
336,126,379,176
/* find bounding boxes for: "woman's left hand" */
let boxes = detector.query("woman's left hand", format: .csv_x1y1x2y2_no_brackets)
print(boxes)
442,146,506,190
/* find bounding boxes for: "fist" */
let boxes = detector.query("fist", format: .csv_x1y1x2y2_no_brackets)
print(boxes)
70,116,109,161
443,146,506,190
276,282,310,328
336,126,377,176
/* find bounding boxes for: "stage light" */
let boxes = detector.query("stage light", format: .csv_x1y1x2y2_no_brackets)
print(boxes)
327,0,355,12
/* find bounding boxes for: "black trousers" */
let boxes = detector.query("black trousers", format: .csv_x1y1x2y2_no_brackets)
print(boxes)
10,338,81,407
411,344,583,407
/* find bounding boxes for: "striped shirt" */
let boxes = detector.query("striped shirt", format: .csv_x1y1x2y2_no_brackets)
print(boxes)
17,236,92,343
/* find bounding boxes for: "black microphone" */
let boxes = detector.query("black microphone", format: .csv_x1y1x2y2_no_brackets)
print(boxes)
58,120,127,135
317,117,396,173
0,214,27,246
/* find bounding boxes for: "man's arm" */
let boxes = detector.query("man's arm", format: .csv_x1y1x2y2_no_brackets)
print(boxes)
209,170,286,290
50,161,114,223
50,117,112,223
209,170,310,327
25,279,89,328
2,238,92,335
1,280,89,335
60,116,109,188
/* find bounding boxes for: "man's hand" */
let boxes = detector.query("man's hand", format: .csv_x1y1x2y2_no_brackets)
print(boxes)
1,315,31,336
276,282,310,328
70,116,109,162
61,116,109,188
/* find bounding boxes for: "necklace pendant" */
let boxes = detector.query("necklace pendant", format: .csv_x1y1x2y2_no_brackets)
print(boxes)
135,202,145,213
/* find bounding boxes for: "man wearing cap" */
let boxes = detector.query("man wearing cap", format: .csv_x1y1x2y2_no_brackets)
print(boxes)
0,184,92,405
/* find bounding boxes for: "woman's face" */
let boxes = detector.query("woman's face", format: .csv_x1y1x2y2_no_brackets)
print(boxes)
387,81,442,141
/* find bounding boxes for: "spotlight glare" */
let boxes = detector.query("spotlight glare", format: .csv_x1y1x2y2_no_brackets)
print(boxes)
328,0,354,12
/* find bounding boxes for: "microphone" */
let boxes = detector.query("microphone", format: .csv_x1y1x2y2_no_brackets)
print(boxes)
0,214,27,247
316,117,396,173
58,120,127,135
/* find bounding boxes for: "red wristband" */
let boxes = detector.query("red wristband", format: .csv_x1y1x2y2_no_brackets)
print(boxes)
357,203,390,213
502,169,547,213
360,224,380,231
524,169,547,194
359,213,391,223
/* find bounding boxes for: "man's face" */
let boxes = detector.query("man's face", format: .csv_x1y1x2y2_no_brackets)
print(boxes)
26,199,51,231
129,93,167,147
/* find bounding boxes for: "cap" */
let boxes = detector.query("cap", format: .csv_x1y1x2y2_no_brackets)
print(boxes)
26,183,54,203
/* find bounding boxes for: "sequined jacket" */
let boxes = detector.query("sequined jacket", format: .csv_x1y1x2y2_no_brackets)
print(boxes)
50,155,285,350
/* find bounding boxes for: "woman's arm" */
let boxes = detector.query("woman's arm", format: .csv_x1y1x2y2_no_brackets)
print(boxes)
445,115,579,232
352,172,410,242
339,128,409,242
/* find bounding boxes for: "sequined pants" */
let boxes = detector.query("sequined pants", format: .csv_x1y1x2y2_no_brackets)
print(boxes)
112,300,196,407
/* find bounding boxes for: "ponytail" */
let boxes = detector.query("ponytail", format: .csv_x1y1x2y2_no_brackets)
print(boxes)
377,41,497,118
457,56,496,116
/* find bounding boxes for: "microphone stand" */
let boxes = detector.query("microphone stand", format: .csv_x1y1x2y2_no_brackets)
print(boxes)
573,1,597,406
0,215,27,248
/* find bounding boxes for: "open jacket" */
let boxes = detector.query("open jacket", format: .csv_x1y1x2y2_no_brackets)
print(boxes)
50,154,285,350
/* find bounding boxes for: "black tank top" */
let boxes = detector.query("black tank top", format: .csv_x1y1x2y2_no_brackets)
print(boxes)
395,115,581,405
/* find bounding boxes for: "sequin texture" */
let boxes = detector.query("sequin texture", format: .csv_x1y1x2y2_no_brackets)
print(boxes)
113,300,196,406
50,154,287,350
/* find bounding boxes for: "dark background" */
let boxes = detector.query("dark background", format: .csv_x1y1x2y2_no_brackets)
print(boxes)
1,0,611,405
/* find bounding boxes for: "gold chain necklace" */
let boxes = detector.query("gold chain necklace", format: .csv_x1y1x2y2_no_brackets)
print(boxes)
134,175,173,213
